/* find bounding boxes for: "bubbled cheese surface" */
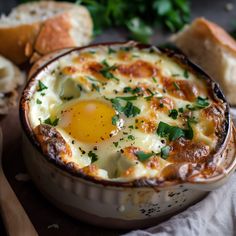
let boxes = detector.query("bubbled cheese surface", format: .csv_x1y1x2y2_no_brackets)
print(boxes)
28,45,222,182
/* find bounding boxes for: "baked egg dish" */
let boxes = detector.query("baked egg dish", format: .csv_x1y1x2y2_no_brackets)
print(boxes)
25,43,228,183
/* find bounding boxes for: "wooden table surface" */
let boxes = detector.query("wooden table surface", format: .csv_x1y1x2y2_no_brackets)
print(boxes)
1,0,236,235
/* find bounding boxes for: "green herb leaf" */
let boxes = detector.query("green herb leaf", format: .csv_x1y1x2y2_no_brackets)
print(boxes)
186,96,210,110
168,109,178,119
86,76,98,82
108,47,116,54
38,81,48,92
123,101,141,118
36,99,42,105
135,151,154,162
88,151,98,163
127,135,135,140
113,142,119,147
112,115,119,125
152,77,157,83
116,96,138,101
111,99,140,118
44,117,59,126
126,17,153,43
123,87,132,93
110,98,123,113
100,60,119,81
184,118,194,140
80,0,190,40
173,82,180,90
156,121,192,141
195,96,209,109
160,145,170,159
183,69,189,79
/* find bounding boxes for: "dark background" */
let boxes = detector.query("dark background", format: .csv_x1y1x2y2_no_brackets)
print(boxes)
1,0,236,235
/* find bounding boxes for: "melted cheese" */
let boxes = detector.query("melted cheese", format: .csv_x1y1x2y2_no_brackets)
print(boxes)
28,45,225,182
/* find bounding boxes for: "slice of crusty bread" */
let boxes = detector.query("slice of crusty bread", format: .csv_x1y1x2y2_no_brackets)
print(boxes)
0,1,93,65
0,55,24,114
171,17,236,105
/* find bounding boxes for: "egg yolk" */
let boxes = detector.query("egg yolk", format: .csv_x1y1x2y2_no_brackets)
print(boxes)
59,100,119,143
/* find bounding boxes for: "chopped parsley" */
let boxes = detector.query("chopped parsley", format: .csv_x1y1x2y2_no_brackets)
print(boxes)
188,116,198,124
36,99,42,104
113,142,119,147
135,151,154,162
178,107,184,113
108,47,116,54
37,81,48,92
168,109,178,119
172,73,180,77
110,98,140,118
123,101,141,117
100,60,119,81
152,77,157,83
88,151,98,163
123,87,132,93
112,115,119,125
183,69,189,79
123,86,142,94
186,96,210,110
116,96,137,101
127,135,135,140
110,98,123,113
195,96,210,108
44,117,59,126
160,146,170,159
86,76,98,82
61,96,74,101
173,82,180,90
156,121,193,141
92,83,100,92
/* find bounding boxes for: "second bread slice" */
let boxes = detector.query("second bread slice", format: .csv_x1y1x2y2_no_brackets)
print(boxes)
0,1,93,64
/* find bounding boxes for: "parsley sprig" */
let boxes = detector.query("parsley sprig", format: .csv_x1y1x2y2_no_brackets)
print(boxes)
186,96,210,110
78,0,190,43
88,151,98,163
37,81,48,92
156,121,193,141
111,98,140,118
44,117,59,126
100,60,119,81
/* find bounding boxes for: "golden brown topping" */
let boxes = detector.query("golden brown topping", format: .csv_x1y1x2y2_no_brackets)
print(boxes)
61,66,78,75
73,52,95,63
162,77,198,101
136,117,156,133
145,156,160,169
122,146,139,161
117,50,132,61
118,60,158,78
151,96,174,112
202,103,225,131
169,138,210,163
34,124,72,161
83,61,106,82
80,164,99,177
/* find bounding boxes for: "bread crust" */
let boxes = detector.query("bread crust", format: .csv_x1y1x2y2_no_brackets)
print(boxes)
171,17,236,105
0,23,41,64
191,18,236,55
0,2,92,65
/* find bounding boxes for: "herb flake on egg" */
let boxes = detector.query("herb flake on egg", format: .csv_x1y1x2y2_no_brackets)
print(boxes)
37,81,48,92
